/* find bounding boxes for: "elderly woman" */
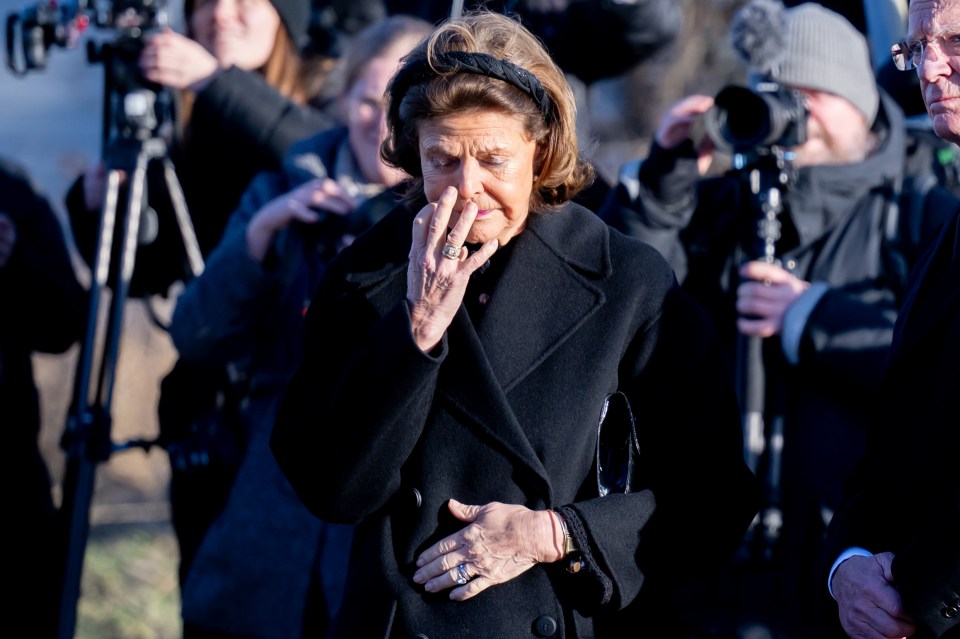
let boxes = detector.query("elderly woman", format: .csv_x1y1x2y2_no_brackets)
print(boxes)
272,10,759,638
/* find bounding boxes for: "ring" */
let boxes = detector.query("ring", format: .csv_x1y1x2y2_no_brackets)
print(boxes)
455,562,469,585
441,243,462,260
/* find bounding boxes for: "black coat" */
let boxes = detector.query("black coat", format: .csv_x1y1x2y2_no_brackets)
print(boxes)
272,201,759,638
825,207,960,639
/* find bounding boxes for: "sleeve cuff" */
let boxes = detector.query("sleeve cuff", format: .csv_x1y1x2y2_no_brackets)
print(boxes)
828,547,873,599
781,282,829,365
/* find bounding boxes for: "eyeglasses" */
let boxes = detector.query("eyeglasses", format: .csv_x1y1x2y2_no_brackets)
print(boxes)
891,34,960,71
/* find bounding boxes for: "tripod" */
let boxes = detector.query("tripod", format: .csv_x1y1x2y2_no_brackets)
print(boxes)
732,148,795,565
55,36,203,639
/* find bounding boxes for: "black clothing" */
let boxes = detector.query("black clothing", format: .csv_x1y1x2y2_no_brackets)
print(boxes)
382,0,682,85
2,156,87,638
272,201,759,638
597,91,956,636
825,205,960,639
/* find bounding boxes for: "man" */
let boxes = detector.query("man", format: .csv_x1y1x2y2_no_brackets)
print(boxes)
598,1,956,636
825,1,960,638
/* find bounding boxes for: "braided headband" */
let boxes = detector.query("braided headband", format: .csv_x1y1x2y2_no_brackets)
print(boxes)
388,51,552,123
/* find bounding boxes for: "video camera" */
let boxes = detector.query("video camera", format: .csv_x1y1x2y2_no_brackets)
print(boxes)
5,0,168,76
703,79,808,154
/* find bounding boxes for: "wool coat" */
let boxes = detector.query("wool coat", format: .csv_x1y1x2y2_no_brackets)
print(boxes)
272,201,760,638
825,206,960,639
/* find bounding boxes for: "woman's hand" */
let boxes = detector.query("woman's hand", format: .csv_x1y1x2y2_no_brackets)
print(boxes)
736,260,810,337
140,28,220,92
81,162,114,212
412,499,559,601
245,178,358,262
407,186,498,352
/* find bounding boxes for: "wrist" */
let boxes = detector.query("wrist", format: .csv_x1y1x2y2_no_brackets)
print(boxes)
550,509,584,573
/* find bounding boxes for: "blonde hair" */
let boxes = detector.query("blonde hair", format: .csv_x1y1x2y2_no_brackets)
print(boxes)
382,10,594,213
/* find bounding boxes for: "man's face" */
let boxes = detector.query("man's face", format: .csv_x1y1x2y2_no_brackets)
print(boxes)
909,0,960,144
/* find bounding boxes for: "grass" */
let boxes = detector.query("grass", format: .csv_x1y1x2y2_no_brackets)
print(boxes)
74,523,181,639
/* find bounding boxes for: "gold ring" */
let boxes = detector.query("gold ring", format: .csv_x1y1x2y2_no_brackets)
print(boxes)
441,243,461,260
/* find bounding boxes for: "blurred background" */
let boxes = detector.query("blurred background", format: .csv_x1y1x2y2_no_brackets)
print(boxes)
0,0,906,637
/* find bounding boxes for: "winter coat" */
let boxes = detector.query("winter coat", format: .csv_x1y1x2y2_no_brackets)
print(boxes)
272,201,760,638
166,126,397,639
826,205,960,639
596,91,959,629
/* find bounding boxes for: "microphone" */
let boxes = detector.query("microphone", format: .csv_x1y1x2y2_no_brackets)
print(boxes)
729,0,788,77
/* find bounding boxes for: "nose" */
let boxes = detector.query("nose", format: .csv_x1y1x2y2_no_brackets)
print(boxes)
454,158,483,201
918,40,952,81
211,0,237,23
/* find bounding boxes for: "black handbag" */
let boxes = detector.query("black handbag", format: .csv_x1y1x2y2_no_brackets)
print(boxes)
596,391,641,496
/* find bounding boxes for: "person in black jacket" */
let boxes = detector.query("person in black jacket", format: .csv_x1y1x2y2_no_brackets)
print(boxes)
2,156,88,639
165,15,433,638
271,10,758,638
825,2,960,637
597,1,957,636
62,0,337,627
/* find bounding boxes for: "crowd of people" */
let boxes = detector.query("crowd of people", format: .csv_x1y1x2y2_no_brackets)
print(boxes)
8,0,959,638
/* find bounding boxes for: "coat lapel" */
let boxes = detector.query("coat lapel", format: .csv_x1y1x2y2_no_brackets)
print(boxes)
891,212,960,362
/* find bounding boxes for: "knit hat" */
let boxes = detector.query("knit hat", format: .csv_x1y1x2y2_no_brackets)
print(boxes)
735,1,880,125
184,0,310,48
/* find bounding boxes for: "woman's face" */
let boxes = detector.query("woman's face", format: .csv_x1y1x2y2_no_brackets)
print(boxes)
189,0,280,70
344,42,421,187
418,109,538,247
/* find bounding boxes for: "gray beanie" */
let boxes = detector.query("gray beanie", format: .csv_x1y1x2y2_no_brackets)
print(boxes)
773,3,880,125
734,0,880,126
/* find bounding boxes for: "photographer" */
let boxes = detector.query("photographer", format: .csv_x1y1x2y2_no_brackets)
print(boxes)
598,1,957,636
60,0,338,627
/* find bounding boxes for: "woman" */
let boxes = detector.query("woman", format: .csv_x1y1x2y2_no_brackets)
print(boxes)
272,10,759,637
166,15,434,639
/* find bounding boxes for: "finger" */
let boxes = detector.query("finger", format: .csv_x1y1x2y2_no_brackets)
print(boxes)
450,574,490,601
740,260,791,283
411,202,436,257
288,201,321,223
737,317,776,338
415,534,464,568
448,498,481,523
428,186,458,251
444,201,477,254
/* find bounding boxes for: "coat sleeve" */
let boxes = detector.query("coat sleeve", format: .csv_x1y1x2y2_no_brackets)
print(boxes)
168,171,287,365
597,141,705,281
564,278,760,611
193,67,335,165
272,260,445,522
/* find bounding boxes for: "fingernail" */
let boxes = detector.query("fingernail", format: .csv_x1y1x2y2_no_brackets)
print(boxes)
412,570,424,583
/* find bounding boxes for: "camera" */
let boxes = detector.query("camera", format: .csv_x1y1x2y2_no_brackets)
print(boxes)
703,80,808,153
6,0,168,75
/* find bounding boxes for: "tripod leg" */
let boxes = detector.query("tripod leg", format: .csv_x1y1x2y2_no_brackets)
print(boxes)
160,156,204,278
56,146,150,639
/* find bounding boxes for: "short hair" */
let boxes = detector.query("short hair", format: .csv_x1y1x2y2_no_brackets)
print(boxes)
382,9,594,213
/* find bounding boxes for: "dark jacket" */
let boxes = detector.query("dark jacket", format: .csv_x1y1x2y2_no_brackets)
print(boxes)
272,201,759,638
65,65,335,297
383,0,682,84
599,91,954,514
825,206,960,639
2,156,87,630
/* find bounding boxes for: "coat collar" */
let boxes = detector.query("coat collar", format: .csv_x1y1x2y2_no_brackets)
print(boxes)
347,202,612,491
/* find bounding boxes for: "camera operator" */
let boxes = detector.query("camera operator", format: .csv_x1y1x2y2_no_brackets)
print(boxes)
598,1,958,636
1,155,88,639
60,0,339,623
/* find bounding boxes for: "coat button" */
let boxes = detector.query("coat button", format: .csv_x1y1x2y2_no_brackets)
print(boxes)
533,615,558,636
410,487,422,508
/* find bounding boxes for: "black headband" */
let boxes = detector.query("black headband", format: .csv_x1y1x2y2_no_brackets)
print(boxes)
388,51,552,123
